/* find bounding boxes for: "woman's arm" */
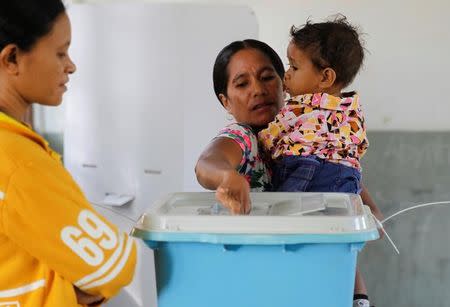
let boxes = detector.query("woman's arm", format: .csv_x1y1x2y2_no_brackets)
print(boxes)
360,184,383,220
3,162,137,300
195,138,250,214
360,183,384,238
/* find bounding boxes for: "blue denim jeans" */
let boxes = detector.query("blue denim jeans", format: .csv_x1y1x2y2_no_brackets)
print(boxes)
272,155,362,194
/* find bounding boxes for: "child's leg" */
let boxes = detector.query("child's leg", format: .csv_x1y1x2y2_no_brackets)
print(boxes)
272,156,320,192
307,161,361,194
353,269,371,307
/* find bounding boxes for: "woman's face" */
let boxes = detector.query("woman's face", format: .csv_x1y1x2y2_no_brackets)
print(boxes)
220,48,284,128
15,12,76,106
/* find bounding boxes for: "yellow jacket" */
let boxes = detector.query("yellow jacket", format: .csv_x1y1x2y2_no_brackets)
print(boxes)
0,112,137,306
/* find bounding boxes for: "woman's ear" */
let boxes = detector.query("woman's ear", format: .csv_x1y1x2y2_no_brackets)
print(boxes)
0,44,20,75
319,67,337,90
219,93,232,113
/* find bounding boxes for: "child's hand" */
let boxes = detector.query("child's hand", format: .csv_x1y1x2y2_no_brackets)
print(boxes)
216,170,251,215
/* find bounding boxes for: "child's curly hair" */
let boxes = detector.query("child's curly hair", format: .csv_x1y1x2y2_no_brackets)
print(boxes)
290,15,365,88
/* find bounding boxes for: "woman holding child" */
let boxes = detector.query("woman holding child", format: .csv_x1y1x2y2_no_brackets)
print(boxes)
195,16,382,307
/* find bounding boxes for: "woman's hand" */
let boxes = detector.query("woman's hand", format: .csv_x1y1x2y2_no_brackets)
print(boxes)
216,170,251,215
74,286,105,306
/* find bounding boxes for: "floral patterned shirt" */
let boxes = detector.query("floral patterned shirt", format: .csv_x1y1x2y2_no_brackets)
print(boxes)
217,123,271,191
258,92,369,170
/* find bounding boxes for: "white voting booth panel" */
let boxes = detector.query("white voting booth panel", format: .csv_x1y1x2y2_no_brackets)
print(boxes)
64,3,258,306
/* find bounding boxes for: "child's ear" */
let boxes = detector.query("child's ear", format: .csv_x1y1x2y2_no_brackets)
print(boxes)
319,67,337,90
0,44,20,75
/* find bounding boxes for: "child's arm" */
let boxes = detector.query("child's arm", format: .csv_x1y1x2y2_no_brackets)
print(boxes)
195,137,251,215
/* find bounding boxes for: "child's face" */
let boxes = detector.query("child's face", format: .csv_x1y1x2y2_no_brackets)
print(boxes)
284,41,323,96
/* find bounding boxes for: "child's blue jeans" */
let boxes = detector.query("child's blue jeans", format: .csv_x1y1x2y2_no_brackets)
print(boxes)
271,155,362,194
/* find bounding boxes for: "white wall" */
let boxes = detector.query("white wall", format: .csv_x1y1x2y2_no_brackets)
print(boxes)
64,2,258,213
40,0,450,134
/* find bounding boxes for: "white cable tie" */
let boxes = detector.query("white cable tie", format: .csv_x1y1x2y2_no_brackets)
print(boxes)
370,212,400,255
382,201,450,224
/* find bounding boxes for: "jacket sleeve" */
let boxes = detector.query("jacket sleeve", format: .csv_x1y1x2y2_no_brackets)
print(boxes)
2,161,137,298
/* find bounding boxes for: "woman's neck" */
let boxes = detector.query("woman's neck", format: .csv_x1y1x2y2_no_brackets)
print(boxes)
249,125,265,133
0,84,30,122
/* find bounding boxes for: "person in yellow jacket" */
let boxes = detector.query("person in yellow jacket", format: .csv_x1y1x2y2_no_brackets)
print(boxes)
0,1,137,306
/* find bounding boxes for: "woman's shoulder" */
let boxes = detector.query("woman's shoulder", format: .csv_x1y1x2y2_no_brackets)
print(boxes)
217,123,271,191
217,123,258,152
0,128,31,169
218,123,256,137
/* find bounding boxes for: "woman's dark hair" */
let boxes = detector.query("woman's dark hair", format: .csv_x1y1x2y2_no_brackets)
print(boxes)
290,15,364,88
0,0,66,52
213,39,284,104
